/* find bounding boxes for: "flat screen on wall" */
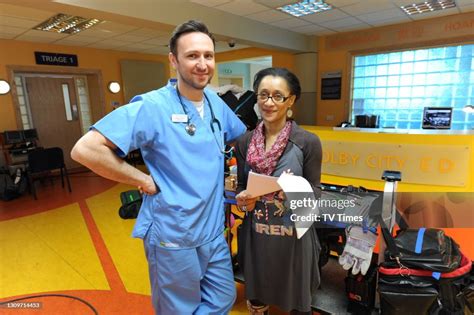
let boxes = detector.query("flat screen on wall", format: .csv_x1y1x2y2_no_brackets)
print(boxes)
422,107,453,129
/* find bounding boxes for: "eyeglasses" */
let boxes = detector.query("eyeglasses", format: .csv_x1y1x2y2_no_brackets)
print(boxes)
256,92,291,104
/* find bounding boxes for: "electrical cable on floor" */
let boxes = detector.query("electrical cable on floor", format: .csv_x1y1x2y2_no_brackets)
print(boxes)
0,294,98,314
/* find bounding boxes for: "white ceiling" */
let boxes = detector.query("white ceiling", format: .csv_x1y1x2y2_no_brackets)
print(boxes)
1,0,473,55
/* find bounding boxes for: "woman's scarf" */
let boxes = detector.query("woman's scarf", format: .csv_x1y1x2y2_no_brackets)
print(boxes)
246,120,292,176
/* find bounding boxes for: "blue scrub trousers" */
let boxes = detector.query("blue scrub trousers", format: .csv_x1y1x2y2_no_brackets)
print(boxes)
144,232,236,315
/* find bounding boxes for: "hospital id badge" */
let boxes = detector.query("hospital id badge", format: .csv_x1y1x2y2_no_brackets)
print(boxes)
172,114,188,123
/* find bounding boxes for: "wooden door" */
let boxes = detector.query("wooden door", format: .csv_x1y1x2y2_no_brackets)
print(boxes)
26,77,82,169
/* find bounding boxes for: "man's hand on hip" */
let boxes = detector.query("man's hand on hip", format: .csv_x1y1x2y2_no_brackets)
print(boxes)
139,175,158,195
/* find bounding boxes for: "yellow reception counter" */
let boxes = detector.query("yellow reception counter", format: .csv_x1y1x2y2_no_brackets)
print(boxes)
303,126,474,258
304,126,474,192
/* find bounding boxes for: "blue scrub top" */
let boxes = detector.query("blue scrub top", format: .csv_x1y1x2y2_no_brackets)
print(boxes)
93,81,246,249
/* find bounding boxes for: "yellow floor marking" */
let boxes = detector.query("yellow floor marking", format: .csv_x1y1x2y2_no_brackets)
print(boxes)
87,184,151,295
0,204,109,298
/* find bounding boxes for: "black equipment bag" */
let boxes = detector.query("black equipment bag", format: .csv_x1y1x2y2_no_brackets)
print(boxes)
378,218,472,315
0,168,26,201
382,228,462,273
378,253,473,315
118,190,142,219
0,172,16,201
345,262,377,314
379,211,462,273
465,265,474,313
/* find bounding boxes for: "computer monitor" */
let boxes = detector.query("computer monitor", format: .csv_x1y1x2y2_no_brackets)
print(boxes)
3,130,24,144
422,107,453,129
22,128,38,141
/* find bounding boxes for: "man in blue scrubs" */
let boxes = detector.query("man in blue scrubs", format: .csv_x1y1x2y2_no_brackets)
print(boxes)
71,20,246,314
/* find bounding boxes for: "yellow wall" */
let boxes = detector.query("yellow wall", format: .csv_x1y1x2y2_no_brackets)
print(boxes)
316,11,474,126
0,39,169,131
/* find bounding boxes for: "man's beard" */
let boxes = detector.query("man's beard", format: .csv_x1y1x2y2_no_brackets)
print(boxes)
180,72,211,91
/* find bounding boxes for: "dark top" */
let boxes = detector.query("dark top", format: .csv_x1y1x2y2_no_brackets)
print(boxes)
235,121,323,312
220,90,258,130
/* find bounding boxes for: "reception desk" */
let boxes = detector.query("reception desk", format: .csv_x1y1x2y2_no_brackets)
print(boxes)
303,126,474,258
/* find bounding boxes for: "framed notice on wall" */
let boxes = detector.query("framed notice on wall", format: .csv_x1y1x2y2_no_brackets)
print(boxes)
321,71,342,100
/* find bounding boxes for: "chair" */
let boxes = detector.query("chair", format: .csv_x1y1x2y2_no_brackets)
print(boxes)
27,147,72,199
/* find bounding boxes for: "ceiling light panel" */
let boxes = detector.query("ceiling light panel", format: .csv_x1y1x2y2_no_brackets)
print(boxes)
401,0,456,15
33,13,101,34
277,0,332,17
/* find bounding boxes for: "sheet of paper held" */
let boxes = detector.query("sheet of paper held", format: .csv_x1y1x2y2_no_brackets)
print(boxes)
277,173,317,239
246,171,281,197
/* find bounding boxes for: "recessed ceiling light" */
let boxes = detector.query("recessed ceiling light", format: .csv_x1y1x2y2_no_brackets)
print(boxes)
33,13,102,34
401,0,456,16
277,0,332,17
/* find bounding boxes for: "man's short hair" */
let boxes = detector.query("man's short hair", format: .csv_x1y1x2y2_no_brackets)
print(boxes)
169,20,215,55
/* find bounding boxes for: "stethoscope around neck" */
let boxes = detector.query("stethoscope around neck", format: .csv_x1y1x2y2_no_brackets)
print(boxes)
175,87,233,156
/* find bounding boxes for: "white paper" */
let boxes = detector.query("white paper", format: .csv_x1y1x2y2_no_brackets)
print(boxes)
277,172,313,193
277,173,316,239
246,171,281,197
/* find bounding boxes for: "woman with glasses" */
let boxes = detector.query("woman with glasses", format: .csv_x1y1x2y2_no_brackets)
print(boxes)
235,67,323,315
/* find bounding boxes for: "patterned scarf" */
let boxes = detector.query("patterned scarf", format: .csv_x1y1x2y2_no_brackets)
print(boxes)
246,120,292,176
